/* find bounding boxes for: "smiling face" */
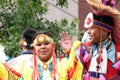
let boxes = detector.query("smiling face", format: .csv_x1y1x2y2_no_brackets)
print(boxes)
87,25,109,44
87,26,101,43
84,13,113,44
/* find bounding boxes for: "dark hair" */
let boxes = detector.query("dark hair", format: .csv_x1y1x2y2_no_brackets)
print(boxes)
23,28,37,49
93,14,114,26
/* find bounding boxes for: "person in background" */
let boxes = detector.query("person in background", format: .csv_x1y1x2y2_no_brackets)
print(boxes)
3,28,37,80
20,28,37,55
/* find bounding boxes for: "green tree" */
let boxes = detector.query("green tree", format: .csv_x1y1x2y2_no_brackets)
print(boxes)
0,0,81,58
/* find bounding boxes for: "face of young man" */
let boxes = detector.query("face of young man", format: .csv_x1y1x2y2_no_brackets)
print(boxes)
87,26,101,44
34,36,53,62
87,25,109,44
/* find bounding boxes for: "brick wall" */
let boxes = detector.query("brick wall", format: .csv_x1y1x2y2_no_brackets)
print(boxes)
78,0,120,31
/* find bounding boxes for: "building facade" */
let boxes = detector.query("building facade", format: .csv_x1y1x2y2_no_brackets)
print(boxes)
45,0,78,24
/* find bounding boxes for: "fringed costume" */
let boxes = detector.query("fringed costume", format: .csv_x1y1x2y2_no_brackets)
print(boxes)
4,54,33,80
21,32,83,80
80,0,120,80
57,41,83,80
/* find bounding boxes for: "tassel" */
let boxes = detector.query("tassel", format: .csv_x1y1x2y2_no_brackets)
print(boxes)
32,48,40,80
83,72,90,80
83,54,91,63
115,61,120,70
52,43,56,80
99,74,106,80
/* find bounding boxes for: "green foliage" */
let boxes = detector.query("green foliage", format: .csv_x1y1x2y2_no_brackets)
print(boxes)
0,0,81,58
56,0,68,8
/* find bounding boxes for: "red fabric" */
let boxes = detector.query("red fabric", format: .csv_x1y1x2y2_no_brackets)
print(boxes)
106,60,117,80
115,44,120,61
4,63,21,78
115,44,120,52
67,58,78,80
113,21,120,46
85,60,118,79
64,50,71,55
0,78,2,80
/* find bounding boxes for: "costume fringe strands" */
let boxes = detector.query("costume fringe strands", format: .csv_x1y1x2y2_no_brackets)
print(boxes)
0,62,8,80
58,41,83,80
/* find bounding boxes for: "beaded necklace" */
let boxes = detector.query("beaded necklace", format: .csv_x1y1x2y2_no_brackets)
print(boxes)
37,58,53,80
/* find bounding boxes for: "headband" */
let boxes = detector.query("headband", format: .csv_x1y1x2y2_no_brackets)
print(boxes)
84,12,112,32
33,34,54,46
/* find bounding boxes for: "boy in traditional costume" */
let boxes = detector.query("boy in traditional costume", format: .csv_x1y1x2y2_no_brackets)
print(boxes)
20,28,37,55
60,0,120,80
82,0,120,79
20,31,83,80
82,12,120,80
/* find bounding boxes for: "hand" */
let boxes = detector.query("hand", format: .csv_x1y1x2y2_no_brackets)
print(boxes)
59,32,72,50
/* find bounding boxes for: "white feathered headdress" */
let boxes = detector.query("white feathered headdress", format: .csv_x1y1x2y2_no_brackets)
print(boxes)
0,44,7,63
86,0,120,45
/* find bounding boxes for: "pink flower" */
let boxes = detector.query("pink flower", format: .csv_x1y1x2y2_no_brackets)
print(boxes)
83,73,90,80
115,61,120,70
99,74,106,80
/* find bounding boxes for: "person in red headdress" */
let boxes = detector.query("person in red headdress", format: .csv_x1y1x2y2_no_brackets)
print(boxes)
82,0,120,79
60,0,120,80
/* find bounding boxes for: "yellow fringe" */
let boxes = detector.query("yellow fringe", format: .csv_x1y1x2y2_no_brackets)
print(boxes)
0,62,21,80
58,41,83,80
7,71,21,80
72,60,83,80
22,67,33,80
0,62,8,80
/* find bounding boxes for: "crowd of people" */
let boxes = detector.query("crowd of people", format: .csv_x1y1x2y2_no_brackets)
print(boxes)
0,0,120,80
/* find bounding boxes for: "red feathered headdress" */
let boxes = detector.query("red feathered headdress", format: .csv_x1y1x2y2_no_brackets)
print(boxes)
86,0,120,45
